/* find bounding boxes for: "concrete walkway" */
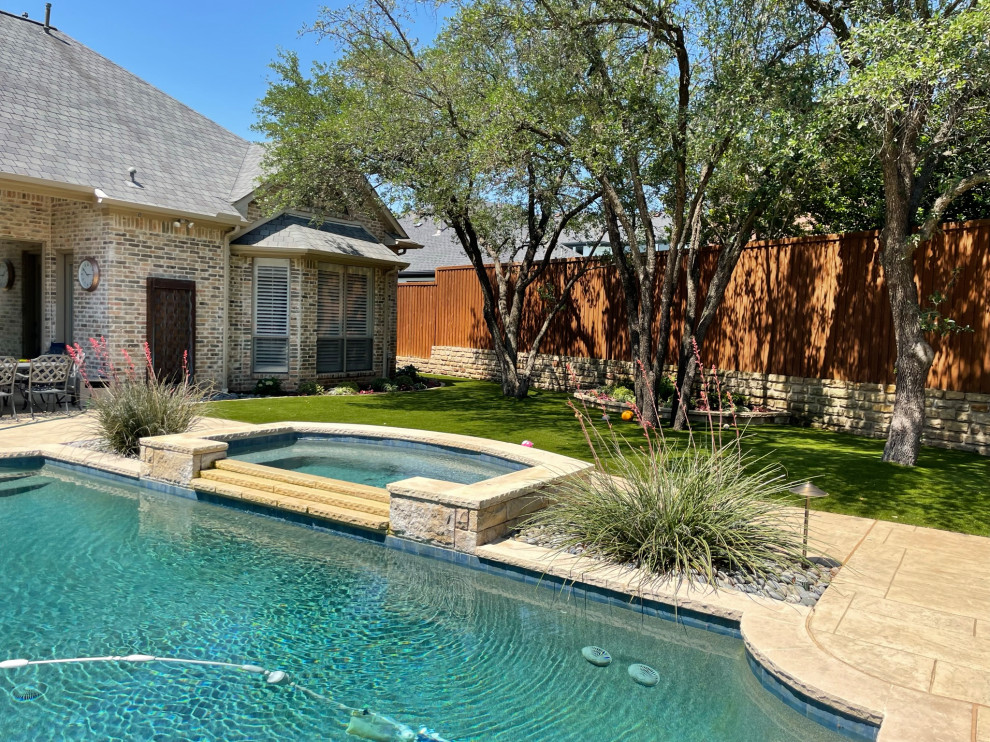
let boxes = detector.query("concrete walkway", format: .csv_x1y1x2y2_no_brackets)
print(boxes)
0,412,246,448
2,416,988,740
809,515,990,740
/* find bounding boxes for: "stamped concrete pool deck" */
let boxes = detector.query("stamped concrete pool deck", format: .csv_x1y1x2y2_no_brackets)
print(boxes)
2,416,988,741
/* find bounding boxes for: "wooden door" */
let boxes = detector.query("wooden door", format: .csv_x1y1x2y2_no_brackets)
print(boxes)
146,277,195,380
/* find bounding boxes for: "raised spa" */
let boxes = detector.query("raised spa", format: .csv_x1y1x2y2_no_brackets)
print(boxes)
228,434,528,488
0,464,852,742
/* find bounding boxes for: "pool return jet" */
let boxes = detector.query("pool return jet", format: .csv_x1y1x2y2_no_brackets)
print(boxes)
0,654,453,742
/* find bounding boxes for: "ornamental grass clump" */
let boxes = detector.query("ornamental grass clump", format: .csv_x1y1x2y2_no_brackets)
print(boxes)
529,372,810,588
69,338,209,457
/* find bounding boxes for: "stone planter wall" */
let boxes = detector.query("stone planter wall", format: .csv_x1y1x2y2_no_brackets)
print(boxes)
140,435,228,486
399,346,990,456
387,469,563,554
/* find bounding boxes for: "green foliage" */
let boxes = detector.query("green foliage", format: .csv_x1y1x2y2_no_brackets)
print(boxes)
919,268,974,337
327,383,359,396
393,374,414,387
607,385,636,404
254,378,283,396
395,364,421,382
82,343,208,457
526,407,810,583
369,377,392,392
656,374,676,404
207,375,990,536
813,1,990,229
297,381,325,396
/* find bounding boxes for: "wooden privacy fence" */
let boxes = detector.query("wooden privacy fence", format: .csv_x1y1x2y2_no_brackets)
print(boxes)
397,220,990,393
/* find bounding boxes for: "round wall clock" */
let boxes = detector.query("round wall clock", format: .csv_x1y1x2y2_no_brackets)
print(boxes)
0,259,13,290
78,258,100,292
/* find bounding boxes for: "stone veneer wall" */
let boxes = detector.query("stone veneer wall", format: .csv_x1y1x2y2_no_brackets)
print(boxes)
399,346,990,456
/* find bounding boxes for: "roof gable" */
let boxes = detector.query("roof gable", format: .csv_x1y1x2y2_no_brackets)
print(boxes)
231,213,408,267
0,10,250,220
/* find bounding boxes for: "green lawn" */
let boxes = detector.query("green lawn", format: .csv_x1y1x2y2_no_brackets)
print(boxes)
207,376,990,537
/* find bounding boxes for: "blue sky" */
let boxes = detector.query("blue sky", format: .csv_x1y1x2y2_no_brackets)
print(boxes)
40,0,444,141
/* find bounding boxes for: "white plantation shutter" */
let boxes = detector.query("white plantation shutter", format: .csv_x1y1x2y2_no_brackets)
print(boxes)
345,269,371,336
316,264,373,373
317,268,343,337
253,258,290,373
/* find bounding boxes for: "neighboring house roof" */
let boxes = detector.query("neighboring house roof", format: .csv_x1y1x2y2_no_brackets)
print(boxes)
397,214,582,279
231,213,409,268
559,215,672,255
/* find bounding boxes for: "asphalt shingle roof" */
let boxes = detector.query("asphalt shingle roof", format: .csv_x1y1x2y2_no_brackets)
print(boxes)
397,214,582,278
0,10,254,220
232,214,408,267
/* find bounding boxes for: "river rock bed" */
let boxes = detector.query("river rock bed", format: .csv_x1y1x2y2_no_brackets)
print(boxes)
515,525,839,606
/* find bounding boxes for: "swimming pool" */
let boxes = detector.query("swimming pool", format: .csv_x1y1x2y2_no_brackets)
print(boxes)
0,465,849,741
229,434,527,488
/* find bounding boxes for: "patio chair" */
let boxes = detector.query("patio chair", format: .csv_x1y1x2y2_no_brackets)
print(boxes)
0,357,17,421
27,354,73,418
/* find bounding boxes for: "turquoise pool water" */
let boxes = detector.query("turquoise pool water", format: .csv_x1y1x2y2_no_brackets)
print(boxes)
232,436,525,487
0,467,849,741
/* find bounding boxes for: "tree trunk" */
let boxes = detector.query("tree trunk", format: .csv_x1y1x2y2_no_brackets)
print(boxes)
880,233,935,465
499,357,530,399
672,338,698,429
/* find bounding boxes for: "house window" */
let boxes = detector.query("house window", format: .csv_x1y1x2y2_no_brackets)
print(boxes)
253,258,290,373
317,264,373,373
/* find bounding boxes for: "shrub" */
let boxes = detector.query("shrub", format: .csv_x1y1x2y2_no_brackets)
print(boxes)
395,364,421,382
413,382,427,391
254,377,283,396
608,385,635,404
656,374,676,403
525,404,809,586
731,392,750,409
69,339,208,457
327,385,357,396
297,381,324,396
393,374,414,388
369,377,392,392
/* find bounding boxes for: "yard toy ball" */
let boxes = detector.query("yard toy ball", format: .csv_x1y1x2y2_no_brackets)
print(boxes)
621,410,635,421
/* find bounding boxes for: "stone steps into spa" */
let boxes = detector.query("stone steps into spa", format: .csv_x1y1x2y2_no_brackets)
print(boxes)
190,460,390,532
212,459,391,503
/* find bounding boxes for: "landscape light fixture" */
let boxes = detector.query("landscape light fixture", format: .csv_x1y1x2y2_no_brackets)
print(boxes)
788,481,828,558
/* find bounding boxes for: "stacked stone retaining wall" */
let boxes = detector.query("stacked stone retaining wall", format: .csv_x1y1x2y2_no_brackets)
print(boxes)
399,346,990,456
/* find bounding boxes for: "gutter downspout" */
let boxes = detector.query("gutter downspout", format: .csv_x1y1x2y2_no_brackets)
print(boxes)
383,267,397,379
222,223,251,393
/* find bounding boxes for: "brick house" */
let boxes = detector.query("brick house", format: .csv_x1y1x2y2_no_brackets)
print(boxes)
0,9,420,391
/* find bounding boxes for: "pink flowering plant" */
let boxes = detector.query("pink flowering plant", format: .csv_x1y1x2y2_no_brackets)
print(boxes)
68,338,209,456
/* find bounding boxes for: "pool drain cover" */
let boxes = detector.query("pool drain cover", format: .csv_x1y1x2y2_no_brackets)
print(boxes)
581,646,612,667
628,664,660,687
12,683,47,702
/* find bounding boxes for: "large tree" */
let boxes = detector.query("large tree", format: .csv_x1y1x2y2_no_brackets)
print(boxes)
256,0,602,398
806,0,990,465
479,0,830,424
